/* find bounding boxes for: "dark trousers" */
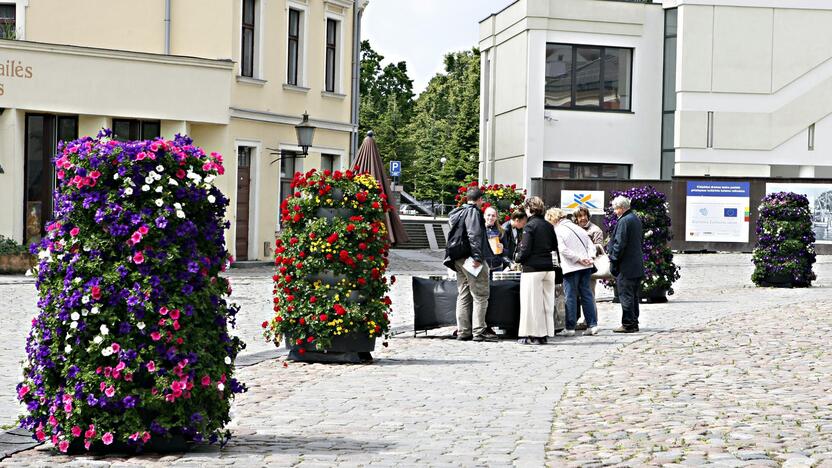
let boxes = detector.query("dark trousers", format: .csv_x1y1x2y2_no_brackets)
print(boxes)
616,275,642,329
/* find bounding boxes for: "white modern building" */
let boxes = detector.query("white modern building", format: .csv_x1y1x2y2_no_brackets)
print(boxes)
479,0,832,189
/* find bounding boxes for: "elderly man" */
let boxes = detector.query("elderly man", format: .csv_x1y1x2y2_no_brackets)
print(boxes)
607,196,644,333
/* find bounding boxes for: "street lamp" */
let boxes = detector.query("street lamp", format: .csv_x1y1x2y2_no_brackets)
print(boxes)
439,157,447,216
269,112,317,165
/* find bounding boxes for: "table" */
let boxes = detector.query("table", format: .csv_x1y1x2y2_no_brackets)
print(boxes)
412,277,521,336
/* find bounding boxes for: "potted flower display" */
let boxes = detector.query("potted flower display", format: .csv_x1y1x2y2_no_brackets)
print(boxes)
0,235,35,274
16,131,246,454
604,185,681,302
455,181,527,222
752,192,816,288
263,168,392,363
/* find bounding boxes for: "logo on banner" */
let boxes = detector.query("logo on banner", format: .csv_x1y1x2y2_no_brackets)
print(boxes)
566,193,599,210
561,190,605,215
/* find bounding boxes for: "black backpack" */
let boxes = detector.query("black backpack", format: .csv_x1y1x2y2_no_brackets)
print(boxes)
445,206,471,262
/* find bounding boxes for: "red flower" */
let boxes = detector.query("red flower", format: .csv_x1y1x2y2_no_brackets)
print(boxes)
390,275,397,285
357,278,367,286
346,224,355,232
289,237,299,245
309,232,316,239
306,336,315,343
355,191,367,202
333,304,346,315
319,313,328,321
309,296,317,304
371,268,380,279
372,202,380,209
327,233,339,244
358,242,367,250
91,286,102,300
296,338,303,345
299,317,306,325
261,321,269,328
293,213,302,223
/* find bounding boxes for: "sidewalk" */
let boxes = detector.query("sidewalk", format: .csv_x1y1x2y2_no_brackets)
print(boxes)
2,254,831,466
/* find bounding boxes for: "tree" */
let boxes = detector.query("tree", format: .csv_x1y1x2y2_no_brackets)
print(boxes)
359,40,415,186
408,48,481,206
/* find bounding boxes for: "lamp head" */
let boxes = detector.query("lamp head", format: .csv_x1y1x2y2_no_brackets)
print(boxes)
295,112,316,155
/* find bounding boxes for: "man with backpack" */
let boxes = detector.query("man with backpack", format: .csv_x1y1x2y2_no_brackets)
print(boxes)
443,187,498,342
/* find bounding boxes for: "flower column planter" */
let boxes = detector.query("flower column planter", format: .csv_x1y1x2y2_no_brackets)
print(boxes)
752,192,816,288
16,132,246,454
265,168,393,363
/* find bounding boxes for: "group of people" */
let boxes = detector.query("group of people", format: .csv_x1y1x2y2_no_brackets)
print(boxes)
444,186,645,344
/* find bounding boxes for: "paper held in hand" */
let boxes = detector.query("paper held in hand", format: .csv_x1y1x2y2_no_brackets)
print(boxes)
462,257,483,277
488,237,503,255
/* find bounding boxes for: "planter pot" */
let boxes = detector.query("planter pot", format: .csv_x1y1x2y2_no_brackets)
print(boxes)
638,288,668,304
67,434,191,455
0,253,35,274
315,207,355,223
306,270,347,286
331,188,345,202
346,289,366,304
286,332,376,363
758,272,799,288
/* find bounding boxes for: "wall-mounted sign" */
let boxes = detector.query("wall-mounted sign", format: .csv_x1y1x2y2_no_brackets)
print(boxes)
561,190,605,215
685,181,750,243
767,183,832,244
0,59,35,95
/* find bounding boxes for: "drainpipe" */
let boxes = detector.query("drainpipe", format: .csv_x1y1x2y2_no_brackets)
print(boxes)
349,0,366,163
164,0,171,54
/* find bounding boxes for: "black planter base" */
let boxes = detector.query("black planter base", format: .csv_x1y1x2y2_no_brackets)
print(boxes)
67,435,190,455
639,293,668,304
287,349,373,363
285,333,376,364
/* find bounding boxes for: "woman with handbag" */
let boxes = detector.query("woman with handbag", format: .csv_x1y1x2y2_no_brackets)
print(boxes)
547,208,598,336
514,197,560,345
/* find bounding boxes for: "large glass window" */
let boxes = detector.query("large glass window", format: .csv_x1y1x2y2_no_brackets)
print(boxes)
545,43,633,111
241,0,256,77
287,8,300,85
112,119,161,141
543,162,630,180
325,18,339,92
321,153,339,173
660,8,678,180
0,4,15,39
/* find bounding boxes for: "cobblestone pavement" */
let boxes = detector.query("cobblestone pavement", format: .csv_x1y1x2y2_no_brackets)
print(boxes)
1,253,831,466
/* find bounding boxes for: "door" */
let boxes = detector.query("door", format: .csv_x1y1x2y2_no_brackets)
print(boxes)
235,146,252,261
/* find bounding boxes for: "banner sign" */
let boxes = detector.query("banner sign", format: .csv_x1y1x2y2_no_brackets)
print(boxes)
560,190,605,215
767,183,832,244
685,181,750,243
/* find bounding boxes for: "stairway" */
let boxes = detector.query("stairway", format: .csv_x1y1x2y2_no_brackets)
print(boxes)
396,219,449,250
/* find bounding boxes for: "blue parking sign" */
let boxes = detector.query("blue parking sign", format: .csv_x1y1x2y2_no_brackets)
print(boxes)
390,160,401,177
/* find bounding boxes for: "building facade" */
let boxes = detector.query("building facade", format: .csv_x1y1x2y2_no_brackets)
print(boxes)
0,0,365,261
479,0,832,189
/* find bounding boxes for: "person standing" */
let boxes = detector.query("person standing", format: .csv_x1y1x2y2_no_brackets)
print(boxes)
500,210,527,268
574,206,604,328
483,206,507,273
547,208,598,336
515,197,558,345
607,196,644,333
445,187,498,342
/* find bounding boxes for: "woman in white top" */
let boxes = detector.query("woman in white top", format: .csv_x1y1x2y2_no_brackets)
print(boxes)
545,208,598,336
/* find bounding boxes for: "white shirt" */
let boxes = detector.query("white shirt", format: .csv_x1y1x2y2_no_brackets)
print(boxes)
555,219,596,275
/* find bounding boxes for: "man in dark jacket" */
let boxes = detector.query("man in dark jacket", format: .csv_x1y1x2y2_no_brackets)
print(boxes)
500,210,527,268
607,196,644,333
445,187,498,342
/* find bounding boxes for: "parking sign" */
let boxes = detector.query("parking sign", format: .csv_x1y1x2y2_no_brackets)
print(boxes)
390,160,401,177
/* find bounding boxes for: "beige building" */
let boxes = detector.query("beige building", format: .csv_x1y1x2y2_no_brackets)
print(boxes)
0,0,366,261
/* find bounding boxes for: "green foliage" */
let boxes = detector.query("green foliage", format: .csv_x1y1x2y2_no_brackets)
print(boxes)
0,235,29,255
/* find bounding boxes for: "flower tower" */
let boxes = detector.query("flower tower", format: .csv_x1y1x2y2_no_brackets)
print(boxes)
17,132,246,453
604,185,681,301
456,181,527,223
752,192,816,287
264,168,392,363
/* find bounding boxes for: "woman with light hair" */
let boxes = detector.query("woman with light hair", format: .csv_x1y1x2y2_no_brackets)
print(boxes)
514,196,560,345
547,207,598,336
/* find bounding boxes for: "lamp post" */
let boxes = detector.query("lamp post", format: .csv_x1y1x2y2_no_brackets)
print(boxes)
439,157,447,216
269,112,317,165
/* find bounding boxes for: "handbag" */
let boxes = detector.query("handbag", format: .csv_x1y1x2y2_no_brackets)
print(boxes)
591,246,613,280
553,284,566,330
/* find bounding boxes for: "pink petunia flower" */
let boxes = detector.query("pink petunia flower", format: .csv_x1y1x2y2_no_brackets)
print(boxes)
71,426,82,437
146,361,156,372
111,343,120,353
70,227,80,237
138,225,149,235
17,385,29,399
104,386,115,398
58,440,69,452
133,251,145,264
201,375,211,387
150,331,161,341
102,432,114,445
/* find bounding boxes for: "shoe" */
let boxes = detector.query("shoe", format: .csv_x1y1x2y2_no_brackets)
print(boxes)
585,326,598,336
575,322,588,331
457,334,473,341
473,332,499,342
556,329,575,337
517,337,533,345
537,336,548,345
613,326,638,333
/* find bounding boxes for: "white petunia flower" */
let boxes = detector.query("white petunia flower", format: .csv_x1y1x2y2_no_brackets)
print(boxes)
70,321,78,329
155,199,164,207
207,195,216,203
81,296,90,305
145,176,154,185
168,179,179,186
153,172,162,181
70,312,80,321
174,203,182,210
155,186,163,193
113,173,120,180
73,277,82,284
93,335,103,344
217,383,225,391
65,344,72,353
142,185,150,192
101,347,113,357
38,250,50,260
100,324,109,335
124,187,133,196
176,210,185,219
204,175,215,184
156,165,165,172
91,306,100,315
224,356,231,365
81,309,88,317
137,322,145,330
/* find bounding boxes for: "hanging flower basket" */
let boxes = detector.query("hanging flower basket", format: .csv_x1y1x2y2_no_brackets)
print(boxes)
604,185,681,297
264,168,393,363
752,192,816,288
16,131,246,454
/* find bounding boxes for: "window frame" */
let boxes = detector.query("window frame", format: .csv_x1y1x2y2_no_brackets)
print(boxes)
542,161,631,180
286,2,308,87
324,18,338,93
287,8,300,85
320,153,340,173
241,0,256,78
112,119,162,142
0,3,15,39
545,42,634,113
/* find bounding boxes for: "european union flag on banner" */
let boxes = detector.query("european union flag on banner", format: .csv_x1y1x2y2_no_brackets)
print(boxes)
724,208,738,218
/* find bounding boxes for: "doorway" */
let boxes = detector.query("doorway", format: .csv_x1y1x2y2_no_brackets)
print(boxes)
235,146,253,260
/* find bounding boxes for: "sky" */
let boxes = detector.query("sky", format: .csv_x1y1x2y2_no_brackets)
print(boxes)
362,0,515,94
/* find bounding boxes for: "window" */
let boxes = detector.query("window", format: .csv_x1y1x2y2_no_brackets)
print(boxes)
280,152,298,207
545,43,632,111
543,162,630,180
0,4,14,39
241,0,256,77
112,119,161,141
660,8,678,179
325,18,339,92
287,8,301,85
321,153,339,173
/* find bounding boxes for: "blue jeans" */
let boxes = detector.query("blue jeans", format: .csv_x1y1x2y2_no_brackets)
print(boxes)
563,268,597,330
